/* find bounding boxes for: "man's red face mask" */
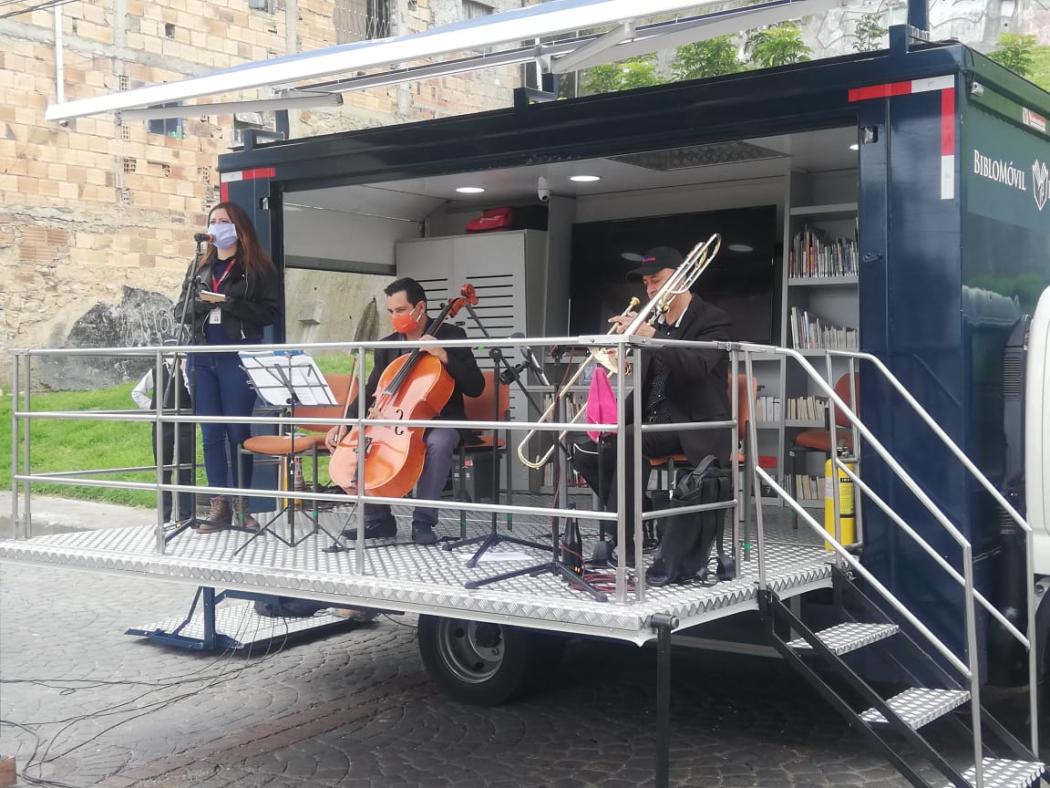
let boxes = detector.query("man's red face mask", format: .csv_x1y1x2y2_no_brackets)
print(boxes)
391,304,424,335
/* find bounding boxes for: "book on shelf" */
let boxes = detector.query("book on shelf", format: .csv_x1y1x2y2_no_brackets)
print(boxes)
788,225,858,279
789,307,858,351
791,474,824,502
786,395,827,423
754,395,782,423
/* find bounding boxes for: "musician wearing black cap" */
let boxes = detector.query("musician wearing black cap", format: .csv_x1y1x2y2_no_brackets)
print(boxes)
571,245,732,559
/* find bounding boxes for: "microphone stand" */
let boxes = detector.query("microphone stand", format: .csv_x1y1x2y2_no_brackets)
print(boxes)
163,241,206,542
443,306,548,565
463,370,607,602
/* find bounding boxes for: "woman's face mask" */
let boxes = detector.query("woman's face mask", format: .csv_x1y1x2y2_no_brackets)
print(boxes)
207,221,238,249
390,304,424,335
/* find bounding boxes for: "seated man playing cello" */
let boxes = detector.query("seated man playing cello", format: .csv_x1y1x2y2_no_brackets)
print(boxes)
325,277,484,545
571,246,732,560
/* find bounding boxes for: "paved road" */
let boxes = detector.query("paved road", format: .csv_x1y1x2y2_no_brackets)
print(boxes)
0,561,1040,787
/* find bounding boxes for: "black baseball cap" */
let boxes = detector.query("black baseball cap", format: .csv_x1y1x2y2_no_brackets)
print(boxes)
627,246,683,279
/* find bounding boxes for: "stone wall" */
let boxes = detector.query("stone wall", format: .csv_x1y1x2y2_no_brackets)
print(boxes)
0,0,529,388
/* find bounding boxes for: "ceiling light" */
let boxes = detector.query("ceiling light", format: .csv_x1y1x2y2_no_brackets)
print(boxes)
849,143,859,151
728,243,754,253
570,175,601,183
456,186,485,194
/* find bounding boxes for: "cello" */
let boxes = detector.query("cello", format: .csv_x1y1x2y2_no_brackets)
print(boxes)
328,284,478,499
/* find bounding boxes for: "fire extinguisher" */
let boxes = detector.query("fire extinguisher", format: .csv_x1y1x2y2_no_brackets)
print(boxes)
823,444,856,550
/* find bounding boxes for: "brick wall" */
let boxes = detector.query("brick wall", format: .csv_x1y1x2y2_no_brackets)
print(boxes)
0,0,530,383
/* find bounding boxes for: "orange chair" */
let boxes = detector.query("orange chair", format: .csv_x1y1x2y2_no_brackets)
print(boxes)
455,370,510,534
237,373,358,543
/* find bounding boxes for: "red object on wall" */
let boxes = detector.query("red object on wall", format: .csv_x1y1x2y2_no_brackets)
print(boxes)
466,207,513,233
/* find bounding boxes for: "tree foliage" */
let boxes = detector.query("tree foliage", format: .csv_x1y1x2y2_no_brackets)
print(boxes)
581,57,662,95
988,33,1038,77
853,13,887,53
746,23,812,69
672,36,742,81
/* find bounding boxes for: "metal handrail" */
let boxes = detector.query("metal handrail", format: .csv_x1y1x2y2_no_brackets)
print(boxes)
8,338,744,608
755,466,972,676
822,347,1038,759
837,460,1027,646
823,349,1028,533
737,342,1040,779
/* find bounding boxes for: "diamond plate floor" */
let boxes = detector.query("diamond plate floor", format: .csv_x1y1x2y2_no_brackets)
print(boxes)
0,498,832,643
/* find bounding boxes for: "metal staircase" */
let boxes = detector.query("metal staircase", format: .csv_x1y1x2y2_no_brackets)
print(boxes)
735,345,1046,788
763,566,1042,788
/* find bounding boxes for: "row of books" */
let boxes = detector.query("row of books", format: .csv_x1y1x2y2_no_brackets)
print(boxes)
788,226,858,279
790,474,827,503
790,307,859,350
754,395,830,424
788,395,828,423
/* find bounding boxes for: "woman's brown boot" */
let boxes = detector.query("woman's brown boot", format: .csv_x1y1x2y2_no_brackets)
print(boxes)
196,496,231,533
234,497,260,531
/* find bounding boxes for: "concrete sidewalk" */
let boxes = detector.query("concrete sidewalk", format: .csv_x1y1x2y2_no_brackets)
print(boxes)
0,491,153,538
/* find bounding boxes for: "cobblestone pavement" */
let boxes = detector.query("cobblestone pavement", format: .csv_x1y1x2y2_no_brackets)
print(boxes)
0,561,1041,788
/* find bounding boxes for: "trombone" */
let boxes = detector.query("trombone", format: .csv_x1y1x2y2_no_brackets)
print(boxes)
516,297,639,470
515,233,721,471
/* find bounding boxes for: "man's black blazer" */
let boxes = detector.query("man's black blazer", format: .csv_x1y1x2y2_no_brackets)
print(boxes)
629,295,732,464
357,322,485,445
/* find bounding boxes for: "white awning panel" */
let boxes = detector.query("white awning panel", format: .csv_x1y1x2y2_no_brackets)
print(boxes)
45,0,840,122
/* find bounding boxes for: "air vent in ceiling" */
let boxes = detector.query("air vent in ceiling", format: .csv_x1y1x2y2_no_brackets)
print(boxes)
610,141,786,171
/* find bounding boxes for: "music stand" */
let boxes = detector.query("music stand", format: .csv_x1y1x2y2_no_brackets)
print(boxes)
232,350,347,555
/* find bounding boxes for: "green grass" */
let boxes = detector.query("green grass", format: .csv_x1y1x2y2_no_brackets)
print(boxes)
0,383,192,507
2,353,376,508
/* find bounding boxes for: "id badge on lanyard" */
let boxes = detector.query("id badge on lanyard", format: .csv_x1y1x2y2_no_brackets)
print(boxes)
208,308,222,324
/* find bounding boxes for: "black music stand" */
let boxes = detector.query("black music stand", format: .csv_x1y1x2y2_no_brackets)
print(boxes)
442,305,547,566
232,350,348,555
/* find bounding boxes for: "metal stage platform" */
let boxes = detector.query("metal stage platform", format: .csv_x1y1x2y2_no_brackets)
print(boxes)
0,504,831,644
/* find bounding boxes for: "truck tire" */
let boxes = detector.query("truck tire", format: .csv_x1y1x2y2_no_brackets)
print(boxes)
417,615,563,706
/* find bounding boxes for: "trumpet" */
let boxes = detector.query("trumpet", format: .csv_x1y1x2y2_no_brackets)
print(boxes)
515,233,722,471
516,297,640,470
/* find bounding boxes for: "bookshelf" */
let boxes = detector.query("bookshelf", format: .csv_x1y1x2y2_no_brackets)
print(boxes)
762,172,860,508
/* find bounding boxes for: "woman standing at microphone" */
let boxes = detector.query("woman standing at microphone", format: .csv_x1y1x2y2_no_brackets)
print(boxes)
176,202,280,532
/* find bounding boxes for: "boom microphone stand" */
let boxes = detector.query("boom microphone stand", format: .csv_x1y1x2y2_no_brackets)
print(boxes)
463,367,607,602
443,308,548,565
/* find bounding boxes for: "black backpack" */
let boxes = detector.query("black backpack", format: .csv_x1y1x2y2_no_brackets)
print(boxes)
646,456,736,587
253,595,328,618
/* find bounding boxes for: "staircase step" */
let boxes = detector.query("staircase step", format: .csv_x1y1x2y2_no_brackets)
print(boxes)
941,758,1046,788
787,623,899,656
859,687,969,729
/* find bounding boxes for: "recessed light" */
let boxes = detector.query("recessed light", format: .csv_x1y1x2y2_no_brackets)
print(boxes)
570,175,601,183
849,143,859,151
455,186,485,194
728,243,754,253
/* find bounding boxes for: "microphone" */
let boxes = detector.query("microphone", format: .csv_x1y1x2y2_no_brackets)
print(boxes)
511,333,551,386
193,232,212,244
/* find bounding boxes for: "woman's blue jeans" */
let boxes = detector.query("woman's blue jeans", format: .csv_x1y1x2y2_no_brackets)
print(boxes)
190,353,258,495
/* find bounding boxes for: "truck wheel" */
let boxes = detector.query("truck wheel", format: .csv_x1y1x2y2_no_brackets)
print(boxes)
417,615,561,706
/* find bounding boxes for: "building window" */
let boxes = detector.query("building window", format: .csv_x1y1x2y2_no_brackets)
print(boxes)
248,0,275,11
164,22,175,39
335,0,391,44
462,0,492,20
147,103,184,139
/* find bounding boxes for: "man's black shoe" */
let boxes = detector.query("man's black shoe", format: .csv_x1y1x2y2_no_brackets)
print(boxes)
412,522,438,546
341,519,397,540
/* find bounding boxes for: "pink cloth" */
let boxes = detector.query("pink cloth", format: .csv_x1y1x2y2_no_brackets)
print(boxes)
585,367,617,442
